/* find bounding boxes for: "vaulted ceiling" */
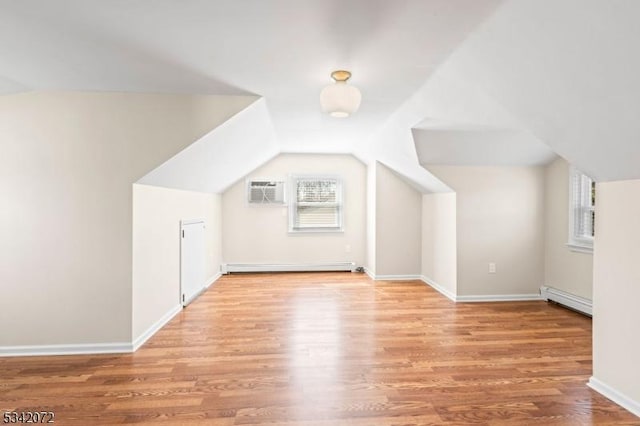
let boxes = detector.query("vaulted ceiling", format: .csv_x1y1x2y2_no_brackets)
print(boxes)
2,0,639,192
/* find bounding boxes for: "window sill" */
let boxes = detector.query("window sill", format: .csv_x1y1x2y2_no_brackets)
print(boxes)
289,228,344,234
566,242,593,254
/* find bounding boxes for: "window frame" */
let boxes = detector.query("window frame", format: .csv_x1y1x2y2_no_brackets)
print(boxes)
288,174,344,233
567,166,595,253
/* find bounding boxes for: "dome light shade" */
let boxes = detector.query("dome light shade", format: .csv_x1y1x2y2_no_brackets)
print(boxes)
320,70,361,118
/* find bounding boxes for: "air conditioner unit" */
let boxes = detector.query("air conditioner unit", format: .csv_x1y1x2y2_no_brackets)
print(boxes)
247,180,285,204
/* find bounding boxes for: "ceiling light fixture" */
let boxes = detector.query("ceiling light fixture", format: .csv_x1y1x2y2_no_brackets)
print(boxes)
320,70,362,118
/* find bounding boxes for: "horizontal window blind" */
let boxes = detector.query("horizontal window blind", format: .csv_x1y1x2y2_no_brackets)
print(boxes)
573,173,595,238
295,205,340,228
290,177,342,231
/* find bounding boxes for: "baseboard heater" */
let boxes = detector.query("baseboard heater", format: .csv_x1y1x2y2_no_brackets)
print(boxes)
221,262,355,274
540,285,592,316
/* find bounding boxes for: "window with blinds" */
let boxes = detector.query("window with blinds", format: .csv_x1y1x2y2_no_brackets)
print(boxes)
568,167,595,252
289,176,343,232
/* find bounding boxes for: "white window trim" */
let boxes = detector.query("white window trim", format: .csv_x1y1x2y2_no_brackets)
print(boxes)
288,174,344,233
567,166,594,254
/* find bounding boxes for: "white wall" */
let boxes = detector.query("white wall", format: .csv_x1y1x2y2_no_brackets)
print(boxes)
592,179,640,410
427,165,545,297
366,162,377,275
222,154,366,267
422,192,457,297
375,163,422,276
544,157,593,299
132,184,221,342
0,91,253,347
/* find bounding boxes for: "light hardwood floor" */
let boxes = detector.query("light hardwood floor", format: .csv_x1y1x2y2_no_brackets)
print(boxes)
1,272,638,425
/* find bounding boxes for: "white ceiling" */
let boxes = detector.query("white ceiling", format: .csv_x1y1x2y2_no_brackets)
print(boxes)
412,123,556,167
0,0,502,154
3,0,640,192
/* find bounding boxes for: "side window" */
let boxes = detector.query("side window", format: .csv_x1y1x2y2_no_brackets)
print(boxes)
568,167,595,252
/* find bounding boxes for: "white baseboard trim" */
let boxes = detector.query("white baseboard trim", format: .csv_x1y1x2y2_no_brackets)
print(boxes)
132,304,182,351
1,303,186,357
588,376,640,417
377,274,541,304
420,276,456,302
371,274,422,281
206,272,222,288
456,294,543,302
363,268,422,281
363,267,376,280
184,273,221,306
222,262,355,273
0,341,132,357
540,285,592,316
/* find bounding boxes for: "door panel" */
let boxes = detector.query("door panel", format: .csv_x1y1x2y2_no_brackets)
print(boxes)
181,220,206,306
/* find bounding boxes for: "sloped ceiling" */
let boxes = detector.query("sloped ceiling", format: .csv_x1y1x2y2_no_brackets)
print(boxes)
138,98,279,193
0,1,501,154
412,124,556,167
0,0,503,193
417,0,640,182
2,0,638,191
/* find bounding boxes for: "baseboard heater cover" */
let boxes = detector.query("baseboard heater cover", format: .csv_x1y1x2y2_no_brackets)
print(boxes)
222,262,356,273
540,285,592,316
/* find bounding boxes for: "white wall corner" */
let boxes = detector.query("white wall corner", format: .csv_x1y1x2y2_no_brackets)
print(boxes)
132,304,182,352
363,267,376,281
588,377,640,418
420,275,456,302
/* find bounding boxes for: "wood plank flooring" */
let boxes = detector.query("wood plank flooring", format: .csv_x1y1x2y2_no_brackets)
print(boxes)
1,272,638,425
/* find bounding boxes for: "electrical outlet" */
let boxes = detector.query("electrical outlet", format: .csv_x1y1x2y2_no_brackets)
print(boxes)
488,262,496,274
345,244,351,253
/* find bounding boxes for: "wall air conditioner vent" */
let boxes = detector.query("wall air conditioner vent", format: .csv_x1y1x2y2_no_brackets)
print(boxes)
247,179,285,204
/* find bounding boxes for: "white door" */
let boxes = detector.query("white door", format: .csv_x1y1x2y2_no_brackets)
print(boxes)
180,219,206,306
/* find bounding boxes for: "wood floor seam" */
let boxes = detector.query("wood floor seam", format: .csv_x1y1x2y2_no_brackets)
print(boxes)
1,272,637,425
